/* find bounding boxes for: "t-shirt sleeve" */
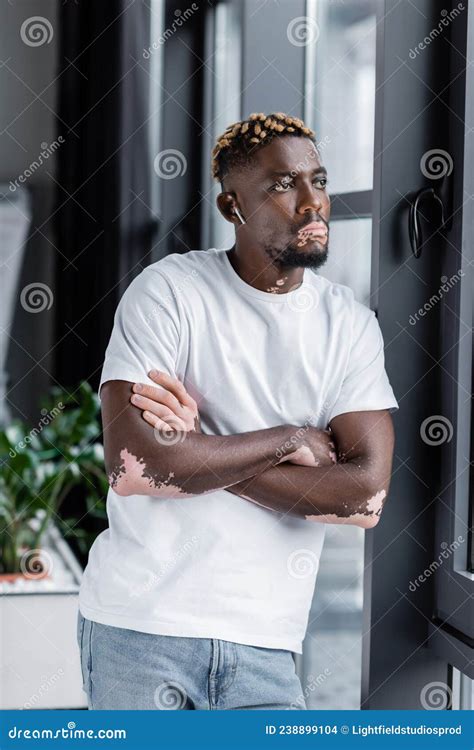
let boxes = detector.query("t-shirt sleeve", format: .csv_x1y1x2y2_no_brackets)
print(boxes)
327,302,399,423
98,267,180,400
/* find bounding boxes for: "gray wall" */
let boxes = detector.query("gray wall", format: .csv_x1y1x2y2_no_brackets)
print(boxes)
1,0,58,422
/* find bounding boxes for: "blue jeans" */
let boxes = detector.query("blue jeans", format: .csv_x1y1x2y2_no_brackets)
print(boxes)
77,610,306,710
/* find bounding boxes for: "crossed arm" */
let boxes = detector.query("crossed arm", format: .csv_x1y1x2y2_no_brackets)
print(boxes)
101,373,395,529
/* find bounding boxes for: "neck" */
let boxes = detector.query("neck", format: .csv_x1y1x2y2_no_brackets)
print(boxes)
226,244,304,294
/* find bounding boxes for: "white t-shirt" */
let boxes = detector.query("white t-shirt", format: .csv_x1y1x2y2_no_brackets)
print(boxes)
79,247,399,653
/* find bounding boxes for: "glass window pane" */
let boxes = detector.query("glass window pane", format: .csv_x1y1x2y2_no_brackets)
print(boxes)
209,1,242,250
302,217,372,709
307,0,377,193
303,524,365,709
317,218,372,305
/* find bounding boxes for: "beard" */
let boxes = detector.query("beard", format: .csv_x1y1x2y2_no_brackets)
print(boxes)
263,240,329,270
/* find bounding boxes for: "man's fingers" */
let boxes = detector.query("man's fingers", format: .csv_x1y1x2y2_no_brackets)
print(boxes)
147,370,196,409
142,410,186,431
133,382,183,415
130,392,182,420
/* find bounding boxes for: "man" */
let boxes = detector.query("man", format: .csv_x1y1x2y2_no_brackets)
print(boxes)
78,112,398,710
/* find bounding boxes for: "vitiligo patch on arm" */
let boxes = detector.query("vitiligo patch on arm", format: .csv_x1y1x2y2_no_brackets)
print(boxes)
305,489,387,524
109,446,196,498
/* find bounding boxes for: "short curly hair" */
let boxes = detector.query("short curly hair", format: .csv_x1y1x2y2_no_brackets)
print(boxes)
211,112,317,185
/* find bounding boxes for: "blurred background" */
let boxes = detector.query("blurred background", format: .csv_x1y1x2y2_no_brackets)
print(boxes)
0,0,472,711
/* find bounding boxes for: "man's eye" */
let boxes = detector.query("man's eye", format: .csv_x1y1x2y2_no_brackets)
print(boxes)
274,181,293,192
314,177,328,189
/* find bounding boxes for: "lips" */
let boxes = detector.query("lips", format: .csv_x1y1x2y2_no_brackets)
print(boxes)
298,221,328,237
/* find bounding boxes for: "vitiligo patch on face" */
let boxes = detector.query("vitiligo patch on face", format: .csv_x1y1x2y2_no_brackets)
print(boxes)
110,447,194,497
296,227,328,248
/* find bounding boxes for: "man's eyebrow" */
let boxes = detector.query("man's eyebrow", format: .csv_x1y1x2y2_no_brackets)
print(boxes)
267,166,328,178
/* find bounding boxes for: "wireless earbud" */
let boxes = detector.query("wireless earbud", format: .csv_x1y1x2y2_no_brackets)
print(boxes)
233,207,246,225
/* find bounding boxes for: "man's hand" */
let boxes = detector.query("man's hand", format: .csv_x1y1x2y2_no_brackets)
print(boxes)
130,370,201,433
129,371,337,467
277,427,337,467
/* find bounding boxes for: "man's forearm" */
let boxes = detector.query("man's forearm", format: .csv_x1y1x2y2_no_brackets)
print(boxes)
110,425,298,498
103,383,305,498
227,460,388,528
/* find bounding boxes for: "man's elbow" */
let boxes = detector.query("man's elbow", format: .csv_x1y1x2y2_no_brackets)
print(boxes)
110,475,133,497
357,513,381,529
105,446,146,497
356,485,389,528
107,467,138,497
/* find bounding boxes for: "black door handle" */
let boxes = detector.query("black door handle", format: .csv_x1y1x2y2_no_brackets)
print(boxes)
408,187,446,259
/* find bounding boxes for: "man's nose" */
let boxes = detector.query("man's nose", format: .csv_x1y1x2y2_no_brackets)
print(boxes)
296,182,324,215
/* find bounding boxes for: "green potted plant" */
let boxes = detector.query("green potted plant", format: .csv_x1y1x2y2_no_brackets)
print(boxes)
0,380,108,580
